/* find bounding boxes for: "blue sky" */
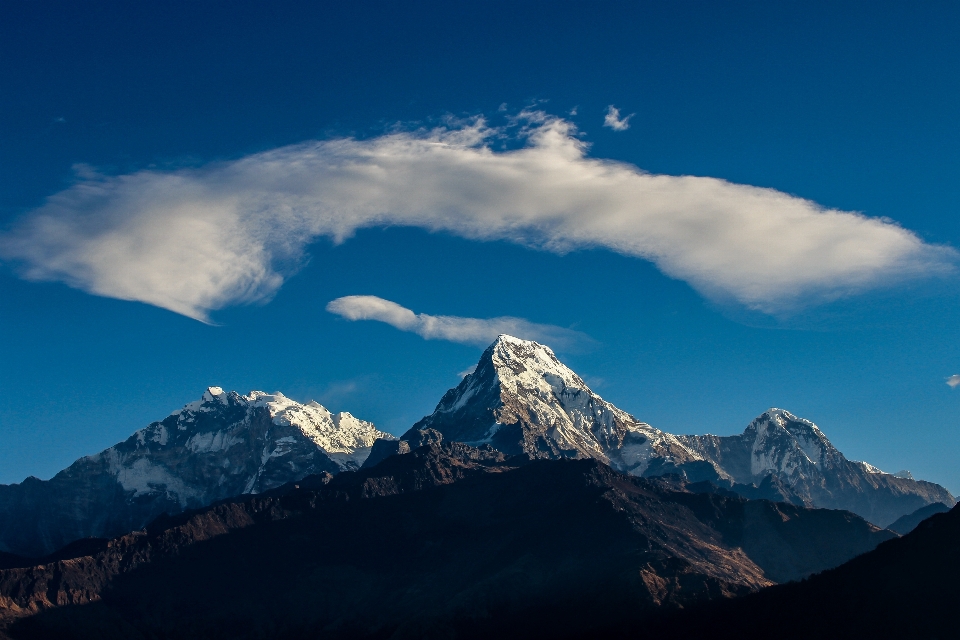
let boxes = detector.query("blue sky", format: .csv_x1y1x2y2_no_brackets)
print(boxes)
2,1,960,491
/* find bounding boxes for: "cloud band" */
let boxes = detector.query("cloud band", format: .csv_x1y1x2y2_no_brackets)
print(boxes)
0,111,954,321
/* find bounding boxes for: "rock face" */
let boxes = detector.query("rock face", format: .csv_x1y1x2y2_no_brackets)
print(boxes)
0,441,895,639
678,409,955,527
378,335,954,527
0,387,391,557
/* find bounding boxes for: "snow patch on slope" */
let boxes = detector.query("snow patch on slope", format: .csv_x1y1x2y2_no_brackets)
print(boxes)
857,461,886,474
186,430,244,453
102,448,201,506
243,390,387,454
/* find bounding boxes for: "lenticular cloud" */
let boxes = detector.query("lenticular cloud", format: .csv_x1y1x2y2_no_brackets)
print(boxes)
0,112,954,321
326,295,590,349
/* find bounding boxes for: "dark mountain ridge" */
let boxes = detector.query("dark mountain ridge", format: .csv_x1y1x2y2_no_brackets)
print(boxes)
886,501,951,535
638,502,960,639
0,440,894,640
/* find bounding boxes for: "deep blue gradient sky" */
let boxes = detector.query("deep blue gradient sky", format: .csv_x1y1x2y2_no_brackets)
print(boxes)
3,1,960,490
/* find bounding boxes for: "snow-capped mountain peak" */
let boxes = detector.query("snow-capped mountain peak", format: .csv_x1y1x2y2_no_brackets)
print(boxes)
202,385,228,403
0,386,393,556
486,334,586,391
745,408,842,476
679,407,955,526
407,335,706,475
165,387,390,458
388,336,955,527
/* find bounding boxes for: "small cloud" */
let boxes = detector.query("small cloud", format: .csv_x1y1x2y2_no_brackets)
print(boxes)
458,365,477,378
326,295,593,350
315,379,362,407
569,106,578,116
70,163,101,180
53,117,65,123
584,376,606,389
947,374,960,388
498,103,508,112
603,105,634,131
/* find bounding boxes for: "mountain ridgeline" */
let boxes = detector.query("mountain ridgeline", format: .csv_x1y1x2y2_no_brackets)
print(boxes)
370,335,953,527
0,389,392,557
0,334,952,560
641,500,960,639
0,334,955,638
0,441,896,639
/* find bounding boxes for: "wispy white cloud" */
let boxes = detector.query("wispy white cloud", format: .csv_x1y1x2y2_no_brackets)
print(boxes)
0,111,955,322
947,374,960,388
603,105,633,131
315,379,361,406
326,295,591,349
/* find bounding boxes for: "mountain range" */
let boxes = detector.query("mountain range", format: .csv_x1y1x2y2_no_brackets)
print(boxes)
0,388,391,556
0,440,896,639
370,335,954,526
0,335,952,559
0,334,957,638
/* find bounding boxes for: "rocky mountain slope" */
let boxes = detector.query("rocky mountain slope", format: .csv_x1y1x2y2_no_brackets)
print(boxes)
0,387,390,557
374,335,953,526
886,501,951,534
0,440,894,640
640,503,960,639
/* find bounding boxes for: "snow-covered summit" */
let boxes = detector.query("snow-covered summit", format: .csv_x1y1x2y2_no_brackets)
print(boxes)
485,334,590,401
203,386,227,403
0,385,391,557
743,408,843,477
165,386,389,458
121,386,393,500
409,335,706,475
857,461,886,475
679,408,955,526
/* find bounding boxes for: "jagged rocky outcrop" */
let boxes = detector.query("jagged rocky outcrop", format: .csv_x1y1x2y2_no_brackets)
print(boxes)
0,387,391,557
376,335,954,527
0,441,894,639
